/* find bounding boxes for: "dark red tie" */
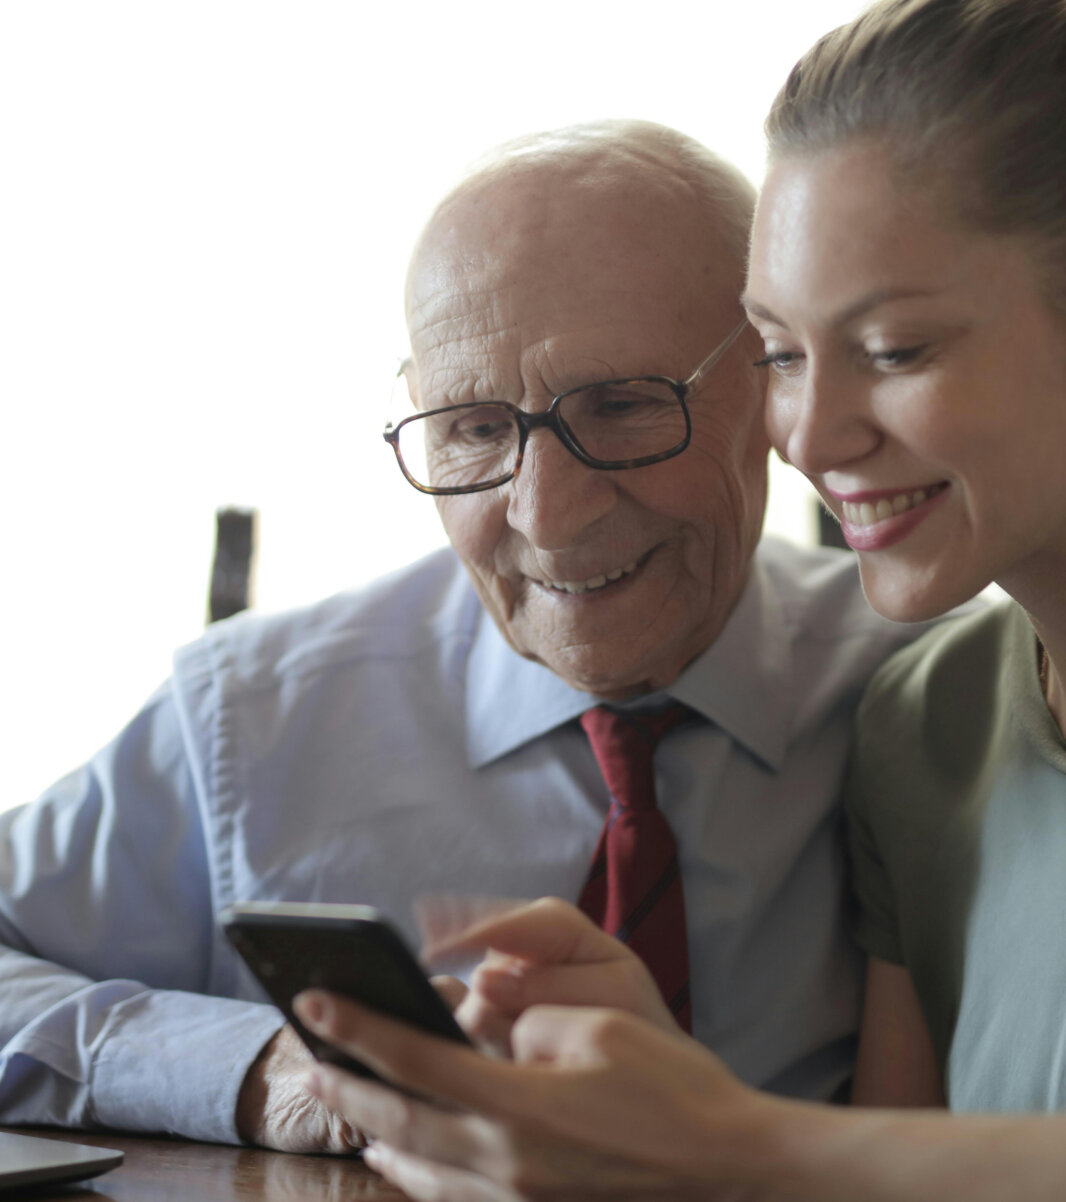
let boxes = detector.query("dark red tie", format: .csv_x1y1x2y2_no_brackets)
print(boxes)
577,704,692,1033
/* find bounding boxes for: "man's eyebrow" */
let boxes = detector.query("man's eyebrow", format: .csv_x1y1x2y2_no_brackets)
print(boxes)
741,288,937,330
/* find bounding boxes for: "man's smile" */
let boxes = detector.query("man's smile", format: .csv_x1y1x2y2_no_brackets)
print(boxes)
528,549,659,596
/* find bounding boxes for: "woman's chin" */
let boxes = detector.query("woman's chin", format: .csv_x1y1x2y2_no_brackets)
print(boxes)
857,563,981,625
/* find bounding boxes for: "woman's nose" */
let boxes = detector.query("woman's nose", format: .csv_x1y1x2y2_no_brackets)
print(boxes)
767,365,880,477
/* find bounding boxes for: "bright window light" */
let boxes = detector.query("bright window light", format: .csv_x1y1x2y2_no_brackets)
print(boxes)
0,1,866,809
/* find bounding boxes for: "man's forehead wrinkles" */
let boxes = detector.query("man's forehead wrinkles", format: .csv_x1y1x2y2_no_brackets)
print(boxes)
410,284,517,347
413,310,511,351
410,298,513,367
421,351,504,387
414,307,711,405
408,271,512,319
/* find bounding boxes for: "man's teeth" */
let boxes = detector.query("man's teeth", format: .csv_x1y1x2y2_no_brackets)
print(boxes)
842,486,944,528
542,560,639,595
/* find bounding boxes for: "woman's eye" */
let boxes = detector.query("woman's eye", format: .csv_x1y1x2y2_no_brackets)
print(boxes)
753,350,805,376
869,344,928,370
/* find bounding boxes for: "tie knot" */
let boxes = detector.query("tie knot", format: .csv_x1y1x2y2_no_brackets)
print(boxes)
580,704,688,811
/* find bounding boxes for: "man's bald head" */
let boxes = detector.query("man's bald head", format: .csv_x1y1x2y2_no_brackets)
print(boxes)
407,120,756,322
398,121,767,698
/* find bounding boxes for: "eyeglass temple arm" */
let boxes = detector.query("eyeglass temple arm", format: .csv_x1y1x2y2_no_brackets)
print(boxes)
683,318,749,393
384,357,416,434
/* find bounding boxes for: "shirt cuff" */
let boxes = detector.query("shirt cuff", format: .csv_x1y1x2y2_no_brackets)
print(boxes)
89,989,285,1143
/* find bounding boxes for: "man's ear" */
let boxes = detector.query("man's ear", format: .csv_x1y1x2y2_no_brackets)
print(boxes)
398,355,421,409
389,355,420,420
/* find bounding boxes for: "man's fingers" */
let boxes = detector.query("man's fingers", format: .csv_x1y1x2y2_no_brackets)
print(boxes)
423,897,627,969
236,1022,368,1154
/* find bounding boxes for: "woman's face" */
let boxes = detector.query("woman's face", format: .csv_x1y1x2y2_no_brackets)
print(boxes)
745,140,1066,621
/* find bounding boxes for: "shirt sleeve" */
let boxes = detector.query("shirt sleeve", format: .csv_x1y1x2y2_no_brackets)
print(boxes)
842,693,906,967
0,685,284,1143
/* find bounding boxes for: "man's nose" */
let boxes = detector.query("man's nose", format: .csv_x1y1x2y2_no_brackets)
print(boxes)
770,364,880,477
506,427,617,549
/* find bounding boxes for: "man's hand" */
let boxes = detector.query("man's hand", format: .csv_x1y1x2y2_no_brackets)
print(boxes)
234,976,466,1153
235,1024,364,1154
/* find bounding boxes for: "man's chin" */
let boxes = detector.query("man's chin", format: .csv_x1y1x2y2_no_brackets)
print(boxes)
485,587,696,698
522,646,675,700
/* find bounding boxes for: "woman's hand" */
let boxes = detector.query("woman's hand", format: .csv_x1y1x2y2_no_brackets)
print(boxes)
292,989,773,1201
426,898,679,1055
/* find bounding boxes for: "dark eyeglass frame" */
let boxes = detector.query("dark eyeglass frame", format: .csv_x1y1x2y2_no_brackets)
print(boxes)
383,317,748,496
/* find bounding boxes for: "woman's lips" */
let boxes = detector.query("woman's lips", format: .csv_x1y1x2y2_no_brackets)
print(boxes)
834,483,950,551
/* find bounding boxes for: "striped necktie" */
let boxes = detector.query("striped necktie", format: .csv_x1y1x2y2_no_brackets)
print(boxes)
577,704,692,1033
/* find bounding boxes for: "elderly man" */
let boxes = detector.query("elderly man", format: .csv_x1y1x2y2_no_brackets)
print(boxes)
0,120,925,1152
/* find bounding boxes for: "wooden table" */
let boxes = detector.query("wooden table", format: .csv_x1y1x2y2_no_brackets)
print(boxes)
0,1127,409,1200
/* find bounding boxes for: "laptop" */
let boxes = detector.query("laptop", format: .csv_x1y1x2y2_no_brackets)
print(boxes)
0,1130,122,1192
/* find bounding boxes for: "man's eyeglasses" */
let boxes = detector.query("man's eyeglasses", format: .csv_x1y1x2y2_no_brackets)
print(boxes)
383,318,748,496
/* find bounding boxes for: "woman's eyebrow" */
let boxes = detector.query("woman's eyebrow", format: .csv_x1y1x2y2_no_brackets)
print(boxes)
739,295,784,326
826,287,938,327
741,287,937,330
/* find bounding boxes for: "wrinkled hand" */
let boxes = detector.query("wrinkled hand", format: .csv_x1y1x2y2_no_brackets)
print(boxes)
235,976,467,1153
235,1024,365,1153
292,989,773,1202
430,898,678,1056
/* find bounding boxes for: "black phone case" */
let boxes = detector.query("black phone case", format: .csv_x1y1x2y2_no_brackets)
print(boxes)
222,909,470,1081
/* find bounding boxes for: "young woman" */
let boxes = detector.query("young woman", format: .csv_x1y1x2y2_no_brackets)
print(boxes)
289,1,1066,1195
745,0,1066,1116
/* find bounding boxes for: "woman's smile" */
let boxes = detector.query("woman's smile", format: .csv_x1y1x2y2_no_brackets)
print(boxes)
834,483,951,551
746,139,1066,621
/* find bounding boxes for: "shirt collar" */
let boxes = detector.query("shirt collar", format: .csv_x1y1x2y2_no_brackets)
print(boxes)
464,552,792,771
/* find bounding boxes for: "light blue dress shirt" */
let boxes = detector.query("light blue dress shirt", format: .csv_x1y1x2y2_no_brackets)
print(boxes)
0,538,930,1142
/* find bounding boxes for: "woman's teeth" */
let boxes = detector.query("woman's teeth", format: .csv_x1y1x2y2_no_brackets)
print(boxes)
842,485,945,528
541,560,639,595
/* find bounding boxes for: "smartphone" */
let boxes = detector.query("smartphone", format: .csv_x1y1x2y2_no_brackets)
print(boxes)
220,901,471,1080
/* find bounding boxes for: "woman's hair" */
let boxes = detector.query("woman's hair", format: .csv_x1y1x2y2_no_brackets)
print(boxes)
765,0,1066,301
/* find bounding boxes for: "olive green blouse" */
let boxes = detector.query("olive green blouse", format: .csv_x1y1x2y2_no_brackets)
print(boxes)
846,601,1066,1112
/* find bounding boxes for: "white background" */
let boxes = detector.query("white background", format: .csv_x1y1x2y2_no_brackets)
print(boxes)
0,1,867,809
